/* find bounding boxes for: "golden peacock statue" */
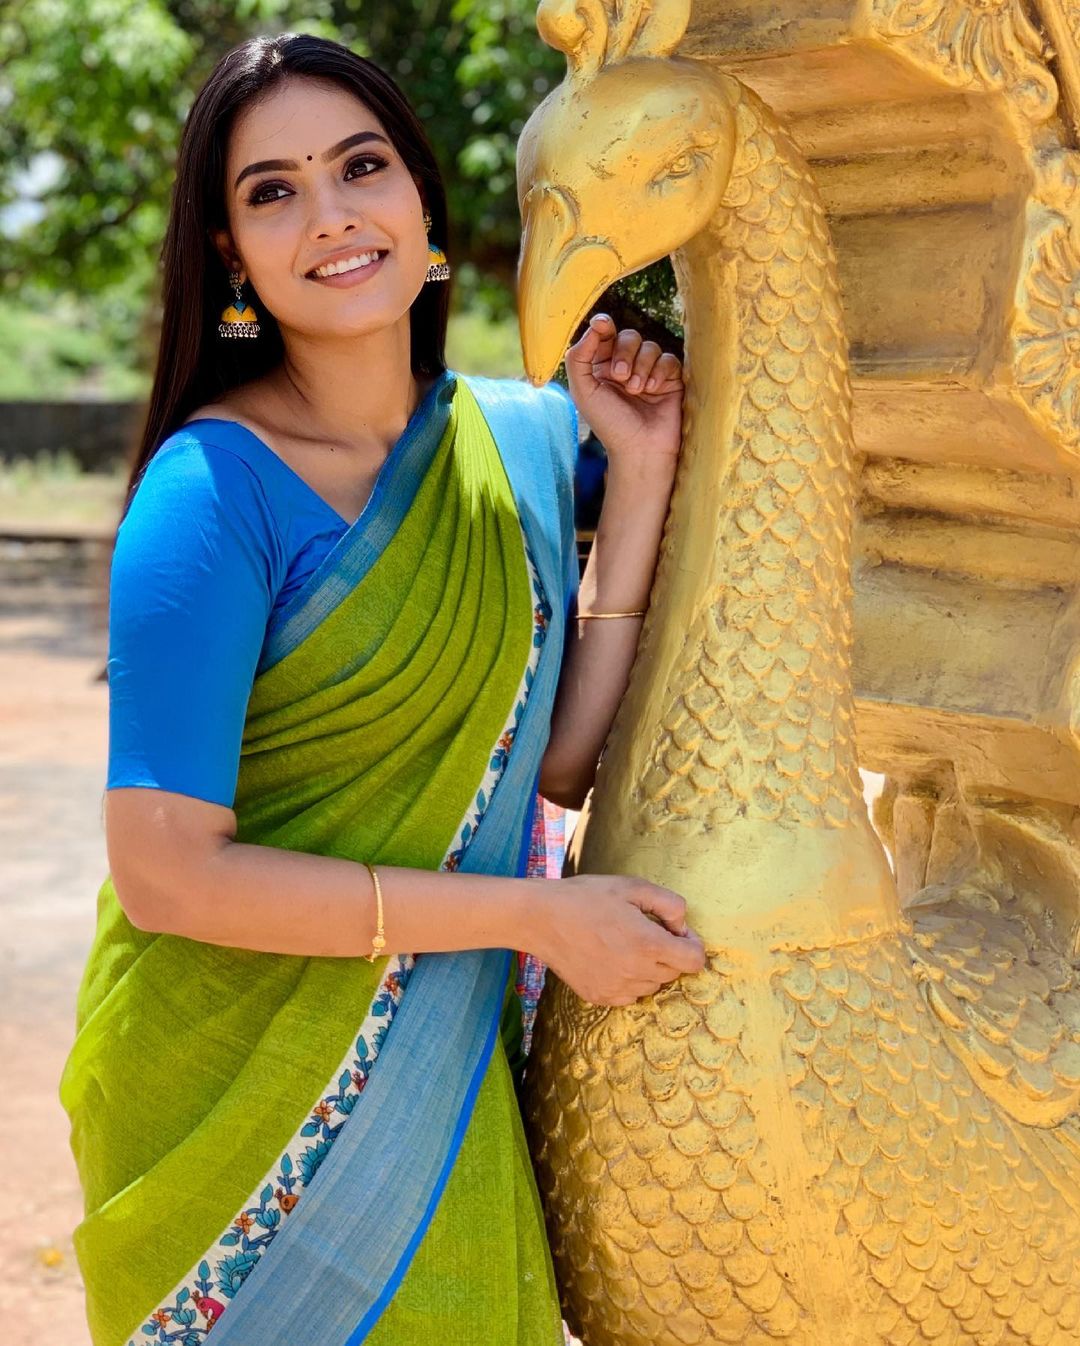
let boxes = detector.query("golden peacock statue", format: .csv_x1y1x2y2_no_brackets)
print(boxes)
516,1,1080,1342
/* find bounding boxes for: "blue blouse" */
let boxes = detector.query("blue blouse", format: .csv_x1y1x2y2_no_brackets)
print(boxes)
106,372,469,808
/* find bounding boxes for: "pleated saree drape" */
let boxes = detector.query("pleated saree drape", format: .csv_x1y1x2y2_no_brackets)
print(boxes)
58,370,579,1346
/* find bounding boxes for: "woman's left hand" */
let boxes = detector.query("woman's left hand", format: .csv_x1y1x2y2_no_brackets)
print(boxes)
564,313,684,468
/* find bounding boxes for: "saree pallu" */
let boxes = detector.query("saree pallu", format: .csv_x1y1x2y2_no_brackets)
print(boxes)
58,370,579,1346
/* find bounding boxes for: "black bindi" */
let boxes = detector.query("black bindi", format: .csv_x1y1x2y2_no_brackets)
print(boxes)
306,154,313,161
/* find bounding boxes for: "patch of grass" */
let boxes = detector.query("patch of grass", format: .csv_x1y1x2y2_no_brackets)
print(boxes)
0,452,126,534
0,295,149,400
445,309,525,378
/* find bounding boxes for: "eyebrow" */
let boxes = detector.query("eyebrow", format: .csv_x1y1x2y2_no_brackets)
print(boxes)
234,131,392,191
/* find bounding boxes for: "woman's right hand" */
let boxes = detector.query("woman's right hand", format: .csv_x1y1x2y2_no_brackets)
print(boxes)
531,874,708,1006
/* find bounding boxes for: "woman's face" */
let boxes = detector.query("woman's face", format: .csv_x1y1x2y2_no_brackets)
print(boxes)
213,76,430,342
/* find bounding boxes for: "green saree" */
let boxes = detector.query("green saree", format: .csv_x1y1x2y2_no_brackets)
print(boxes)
58,370,579,1346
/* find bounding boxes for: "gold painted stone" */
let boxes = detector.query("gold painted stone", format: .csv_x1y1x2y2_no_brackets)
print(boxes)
516,2,1080,1342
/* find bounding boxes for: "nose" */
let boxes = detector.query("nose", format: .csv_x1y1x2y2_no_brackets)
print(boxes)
306,177,363,240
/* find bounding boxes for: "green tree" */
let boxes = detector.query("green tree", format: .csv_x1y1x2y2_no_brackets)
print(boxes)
1,0,678,373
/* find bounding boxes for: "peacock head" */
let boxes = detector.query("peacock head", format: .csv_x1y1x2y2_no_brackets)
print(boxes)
516,0,737,384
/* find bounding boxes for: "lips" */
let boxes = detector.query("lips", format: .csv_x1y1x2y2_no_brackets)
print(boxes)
306,252,390,289
305,249,388,280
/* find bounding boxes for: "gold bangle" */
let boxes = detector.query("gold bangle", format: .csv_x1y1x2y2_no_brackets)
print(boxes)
363,861,386,962
576,609,647,620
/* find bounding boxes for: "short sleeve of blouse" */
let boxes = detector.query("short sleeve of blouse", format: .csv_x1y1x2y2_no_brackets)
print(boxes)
105,433,284,807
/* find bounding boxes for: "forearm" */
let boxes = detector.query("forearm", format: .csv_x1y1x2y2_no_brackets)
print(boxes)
540,456,675,807
126,834,544,959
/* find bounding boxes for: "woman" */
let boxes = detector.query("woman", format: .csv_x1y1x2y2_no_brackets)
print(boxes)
58,31,704,1346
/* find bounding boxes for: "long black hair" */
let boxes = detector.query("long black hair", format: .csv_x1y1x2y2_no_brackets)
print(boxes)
122,32,453,516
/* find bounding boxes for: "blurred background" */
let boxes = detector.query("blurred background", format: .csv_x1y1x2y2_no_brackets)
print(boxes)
0,3,683,1339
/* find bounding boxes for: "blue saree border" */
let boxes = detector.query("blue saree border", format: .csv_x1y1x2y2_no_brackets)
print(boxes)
209,947,515,1346
208,373,577,1346
343,945,513,1346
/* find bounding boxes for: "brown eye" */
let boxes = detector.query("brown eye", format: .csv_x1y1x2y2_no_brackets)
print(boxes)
344,154,388,181
248,182,289,206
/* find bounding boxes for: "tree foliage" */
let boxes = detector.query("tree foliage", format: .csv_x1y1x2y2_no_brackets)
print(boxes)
1,0,678,367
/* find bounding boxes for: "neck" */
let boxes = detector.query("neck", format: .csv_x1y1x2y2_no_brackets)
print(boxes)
574,83,898,957
272,313,427,455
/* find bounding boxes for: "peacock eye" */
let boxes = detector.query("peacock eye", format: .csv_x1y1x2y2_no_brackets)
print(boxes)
649,151,703,191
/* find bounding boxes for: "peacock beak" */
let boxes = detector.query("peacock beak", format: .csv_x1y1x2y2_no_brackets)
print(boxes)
517,183,623,386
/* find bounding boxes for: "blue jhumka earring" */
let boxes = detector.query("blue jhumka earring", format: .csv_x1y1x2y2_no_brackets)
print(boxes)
424,211,450,281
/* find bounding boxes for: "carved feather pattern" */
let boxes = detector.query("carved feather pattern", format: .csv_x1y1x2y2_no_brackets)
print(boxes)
784,939,1080,1344
634,88,863,833
527,935,1080,1345
906,890,1080,1127
528,967,808,1345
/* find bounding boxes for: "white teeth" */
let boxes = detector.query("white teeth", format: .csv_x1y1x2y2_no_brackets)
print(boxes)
313,251,381,278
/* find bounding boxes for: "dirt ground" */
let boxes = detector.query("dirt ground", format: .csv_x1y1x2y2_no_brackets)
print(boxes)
1,539,110,1345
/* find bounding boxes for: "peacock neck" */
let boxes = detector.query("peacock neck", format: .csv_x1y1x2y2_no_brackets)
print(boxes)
643,86,864,831
576,83,898,954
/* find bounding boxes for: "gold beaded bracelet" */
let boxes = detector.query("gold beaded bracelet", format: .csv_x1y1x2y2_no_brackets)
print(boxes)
363,861,386,962
576,609,647,620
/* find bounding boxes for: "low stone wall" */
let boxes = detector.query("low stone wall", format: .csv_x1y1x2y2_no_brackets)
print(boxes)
0,401,144,471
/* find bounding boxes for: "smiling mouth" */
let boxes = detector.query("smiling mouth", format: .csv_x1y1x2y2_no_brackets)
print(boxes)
305,250,389,280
